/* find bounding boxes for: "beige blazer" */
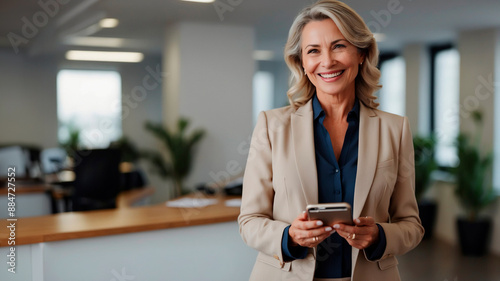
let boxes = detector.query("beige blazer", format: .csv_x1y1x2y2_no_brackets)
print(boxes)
238,99,424,281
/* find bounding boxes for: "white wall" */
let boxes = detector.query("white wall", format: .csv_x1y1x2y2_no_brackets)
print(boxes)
495,29,500,198
163,22,254,191
0,50,58,148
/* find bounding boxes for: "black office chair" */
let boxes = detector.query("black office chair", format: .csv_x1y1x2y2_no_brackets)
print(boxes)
71,149,122,211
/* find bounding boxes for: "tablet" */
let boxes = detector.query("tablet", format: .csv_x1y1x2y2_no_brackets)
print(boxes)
306,202,353,226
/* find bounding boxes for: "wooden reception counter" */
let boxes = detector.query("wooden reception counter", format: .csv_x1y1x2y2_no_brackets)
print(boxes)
0,193,240,247
0,193,255,281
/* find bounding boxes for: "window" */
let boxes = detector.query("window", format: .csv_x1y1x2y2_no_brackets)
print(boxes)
57,70,122,149
253,71,274,124
430,46,460,167
377,55,406,116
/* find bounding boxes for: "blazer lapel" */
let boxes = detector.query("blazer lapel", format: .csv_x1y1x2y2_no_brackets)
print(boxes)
291,100,318,206
351,103,380,277
353,103,380,219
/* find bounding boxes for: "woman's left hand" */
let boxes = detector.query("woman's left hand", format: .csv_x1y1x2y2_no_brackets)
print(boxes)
333,216,380,250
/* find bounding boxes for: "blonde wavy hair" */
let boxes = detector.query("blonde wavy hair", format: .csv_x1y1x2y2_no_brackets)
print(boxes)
284,0,381,109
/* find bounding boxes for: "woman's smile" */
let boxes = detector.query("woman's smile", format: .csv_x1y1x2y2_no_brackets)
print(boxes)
318,69,345,80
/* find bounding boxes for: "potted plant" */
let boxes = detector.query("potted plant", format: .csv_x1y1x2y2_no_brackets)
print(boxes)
143,118,205,198
413,135,438,239
453,111,496,256
60,126,80,158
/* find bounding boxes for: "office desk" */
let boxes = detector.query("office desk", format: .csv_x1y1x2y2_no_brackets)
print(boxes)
0,184,53,218
0,185,155,218
0,194,256,281
0,184,49,195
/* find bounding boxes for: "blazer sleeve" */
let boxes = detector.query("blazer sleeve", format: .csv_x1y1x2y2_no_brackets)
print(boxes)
238,111,290,262
376,116,425,260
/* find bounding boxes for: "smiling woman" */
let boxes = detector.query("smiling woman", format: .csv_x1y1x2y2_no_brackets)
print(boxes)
238,1,423,281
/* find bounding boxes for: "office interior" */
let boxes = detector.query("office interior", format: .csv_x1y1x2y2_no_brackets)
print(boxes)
1,0,500,280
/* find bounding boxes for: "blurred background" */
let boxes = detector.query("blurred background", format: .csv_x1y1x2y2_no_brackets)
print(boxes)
0,0,500,280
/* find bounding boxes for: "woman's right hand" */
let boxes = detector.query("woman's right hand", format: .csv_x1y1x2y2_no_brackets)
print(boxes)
288,211,335,248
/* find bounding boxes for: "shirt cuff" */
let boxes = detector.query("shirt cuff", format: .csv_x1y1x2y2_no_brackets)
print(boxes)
365,224,387,261
282,225,308,261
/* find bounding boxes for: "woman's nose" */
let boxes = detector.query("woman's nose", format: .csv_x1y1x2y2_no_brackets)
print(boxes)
320,51,336,68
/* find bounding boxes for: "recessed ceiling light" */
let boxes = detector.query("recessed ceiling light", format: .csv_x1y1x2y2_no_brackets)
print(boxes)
65,50,144,63
181,0,215,3
64,37,125,48
99,18,119,28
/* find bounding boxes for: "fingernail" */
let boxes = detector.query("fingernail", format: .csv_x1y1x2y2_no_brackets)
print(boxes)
333,224,340,229
355,218,361,224
330,230,336,235
325,227,332,231
302,210,306,214
316,221,323,226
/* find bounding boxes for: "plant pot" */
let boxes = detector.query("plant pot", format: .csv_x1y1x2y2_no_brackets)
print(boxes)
456,217,492,256
418,199,437,239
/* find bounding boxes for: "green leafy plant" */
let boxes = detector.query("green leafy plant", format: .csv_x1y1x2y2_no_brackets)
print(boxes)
453,111,496,221
413,135,438,201
59,126,80,157
144,118,205,197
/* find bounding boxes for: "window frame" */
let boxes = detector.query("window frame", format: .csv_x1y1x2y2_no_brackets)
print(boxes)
429,43,457,170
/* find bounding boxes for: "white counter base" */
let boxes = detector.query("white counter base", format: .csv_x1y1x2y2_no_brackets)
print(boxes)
1,221,257,281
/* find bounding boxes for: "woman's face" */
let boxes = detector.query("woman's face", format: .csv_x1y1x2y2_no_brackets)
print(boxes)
301,19,363,98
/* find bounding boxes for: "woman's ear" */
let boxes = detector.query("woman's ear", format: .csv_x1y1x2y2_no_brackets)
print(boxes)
359,54,365,66
357,48,366,65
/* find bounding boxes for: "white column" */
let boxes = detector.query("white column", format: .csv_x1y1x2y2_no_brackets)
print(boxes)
491,28,500,257
403,43,430,136
458,28,496,147
163,22,255,189
458,27,499,255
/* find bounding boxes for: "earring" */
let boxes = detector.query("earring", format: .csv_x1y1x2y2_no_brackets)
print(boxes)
360,62,363,65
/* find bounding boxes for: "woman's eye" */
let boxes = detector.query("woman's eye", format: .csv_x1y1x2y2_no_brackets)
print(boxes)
307,49,318,54
333,44,346,50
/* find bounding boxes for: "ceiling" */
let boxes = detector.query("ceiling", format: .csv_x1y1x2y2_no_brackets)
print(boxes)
1,0,500,59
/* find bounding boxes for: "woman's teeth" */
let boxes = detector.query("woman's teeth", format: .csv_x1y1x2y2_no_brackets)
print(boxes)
319,70,344,78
